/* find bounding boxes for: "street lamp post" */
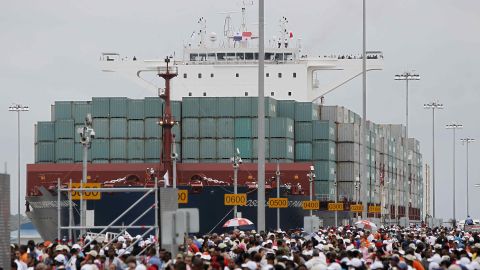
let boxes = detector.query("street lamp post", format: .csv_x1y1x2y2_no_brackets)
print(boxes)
423,101,443,219
395,71,420,223
445,123,463,224
231,148,242,219
9,103,29,246
460,138,474,216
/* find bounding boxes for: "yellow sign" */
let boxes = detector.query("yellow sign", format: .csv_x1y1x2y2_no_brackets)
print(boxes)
268,198,288,208
368,205,381,213
328,203,344,211
303,200,320,210
224,194,247,206
70,183,101,200
350,204,364,212
178,190,188,204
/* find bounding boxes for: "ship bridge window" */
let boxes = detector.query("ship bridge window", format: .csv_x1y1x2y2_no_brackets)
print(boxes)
236,53,245,60
207,53,216,61
217,53,226,61
190,53,198,61
226,53,236,60
265,52,274,61
245,53,254,60
254,53,259,59
275,53,284,61
266,73,270,77
285,53,293,61
198,53,207,61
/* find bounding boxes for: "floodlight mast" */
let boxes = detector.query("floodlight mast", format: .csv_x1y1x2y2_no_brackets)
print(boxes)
445,123,463,224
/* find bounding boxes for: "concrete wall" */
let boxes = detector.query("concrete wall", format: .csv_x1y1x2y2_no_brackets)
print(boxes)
0,173,11,270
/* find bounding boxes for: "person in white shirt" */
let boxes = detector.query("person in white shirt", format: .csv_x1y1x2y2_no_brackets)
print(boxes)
305,249,327,270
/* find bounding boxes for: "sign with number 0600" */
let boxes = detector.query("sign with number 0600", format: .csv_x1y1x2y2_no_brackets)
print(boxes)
70,183,101,200
178,190,188,204
268,198,288,208
224,194,247,206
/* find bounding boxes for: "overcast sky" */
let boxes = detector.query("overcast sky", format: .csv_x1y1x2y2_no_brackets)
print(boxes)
1,0,479,221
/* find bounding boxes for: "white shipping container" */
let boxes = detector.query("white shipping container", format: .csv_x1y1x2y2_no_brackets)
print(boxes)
337,123,360,143
337,142,360,162
337,162,360,182
320,105,344,123
337,181,356,201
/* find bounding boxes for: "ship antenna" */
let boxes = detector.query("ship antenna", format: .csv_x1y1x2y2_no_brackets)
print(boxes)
239,0,254,32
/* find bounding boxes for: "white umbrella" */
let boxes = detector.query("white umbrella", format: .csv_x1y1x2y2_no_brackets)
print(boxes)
223,218,254,227
355,220,378,231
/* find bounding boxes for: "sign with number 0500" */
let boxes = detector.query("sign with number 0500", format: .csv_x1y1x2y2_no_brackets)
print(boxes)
302,200,320,210
70,183,101,200
268,198,288,208
178,190,188,204
224,194,247,206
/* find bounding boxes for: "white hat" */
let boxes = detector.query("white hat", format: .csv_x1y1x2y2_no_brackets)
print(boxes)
458,257,471,266
370,261,384,270
195,252,202,256
55,245,64,252
241,261,257,270
327,262,342,270
348,258,363,268
428,262,440,270
118,236,125,242
54,254,66,263
72,244,81,250
87,250,98,257
428,254,442,264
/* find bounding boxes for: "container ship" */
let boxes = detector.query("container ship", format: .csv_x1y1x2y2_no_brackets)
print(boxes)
26,5,424,241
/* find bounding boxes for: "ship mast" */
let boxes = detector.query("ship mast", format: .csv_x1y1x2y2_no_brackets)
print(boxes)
158,57,178,183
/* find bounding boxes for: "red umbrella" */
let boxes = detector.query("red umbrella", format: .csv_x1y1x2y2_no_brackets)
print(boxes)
223,218,254,227
355,220,378,231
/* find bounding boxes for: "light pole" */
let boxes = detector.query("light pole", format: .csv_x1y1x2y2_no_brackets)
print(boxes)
307,166,315,217
445,123,463,223
275,160,281,231
423,101,443,218
9,103,29,246
231,148,242,219
460,138,474,216
395,71,420,222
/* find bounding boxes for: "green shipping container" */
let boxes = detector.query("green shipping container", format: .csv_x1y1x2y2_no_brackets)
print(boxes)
110,118,127,138
182,118,199,138
314,181,335,197
74,143,92,163
234,97,252,117
295,142,312,161
36,122,55,142
173,124,181,142
127,99,145,119
182,159,199,164
253,138,270,159
216,118,234,138
72,102,92,124
128,120,144,139
269,138,294,159
200,139,216,159
217,97,235,117
170,101,182,120
92,97,110,118
199,118,216,138
269,117,294,138
91,139,110,160
92,118,109,139
313,161,336,181
216,139,234,159
234,138,253,159
277,100,295,118
145,139,162,159
182,97,200,117
55,139,74,160
312,120,336,141
54,101,73,121
92,159,109,164
109,97,128,118
182,139,199,159
144,97,163,118
252,118,270,138
110,159,127,164
199,97,218,117
128,139,145,160
312,141,336,160
128,160,145,164
295,102,319,121
55,120,74,139
110,139,127,159
251,97,277,118
57,160,74,164
145,118,162,139
295,122,313,142
234,118,252,138
35,142,55,163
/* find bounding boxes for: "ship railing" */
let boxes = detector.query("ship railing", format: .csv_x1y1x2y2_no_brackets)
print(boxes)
157,66,178,75
315,194,354,202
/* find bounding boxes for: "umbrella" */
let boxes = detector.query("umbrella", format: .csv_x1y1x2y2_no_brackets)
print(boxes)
355,220,378,231
223,218,254,227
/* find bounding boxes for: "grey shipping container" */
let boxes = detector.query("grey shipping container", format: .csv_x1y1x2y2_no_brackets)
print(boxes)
92,97,110,118
182,97,200,117
234,118,252,138
36,121,55,142
128,120,144,139
217,97,235,117
182,139,200,159
182,118,200,138
337,162,360,182
234,138,253,159
91,139,110,160
216,118,234,138
110,139,127,159
269,117,294,138
312,120,336,141
252,118,270,138
337,142,360,162
144,97,163,118
55,139,74,161
312,140,336,161
269,138,294,160
295,142,312,161
128,139,145,160
337,123,360,143
253,138,270,159
277,100,295,119
295,122,312,142
145,118,162,138
55,120,74,139
109,97,128,118
72,101,92,124
199,118,216,138
295,102,319,121
200,139,217,159
320,105,344,123
92,118,109,139
199,97,218,117
54,101,73,120
110,118,127,138
127,99,145,120
217,139,235,159
145,139,162,159
234,97,252,117
35,142,55,163
313,161,336,181
337,181,356,201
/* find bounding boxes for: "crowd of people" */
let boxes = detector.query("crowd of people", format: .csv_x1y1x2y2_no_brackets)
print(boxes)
8,225,480,270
